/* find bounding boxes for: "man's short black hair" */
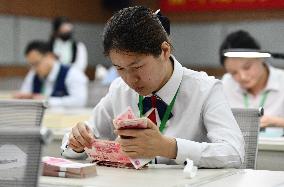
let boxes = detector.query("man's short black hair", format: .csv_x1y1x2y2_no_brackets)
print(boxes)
25,40,52,56
219,30,261,66
103,6,171,57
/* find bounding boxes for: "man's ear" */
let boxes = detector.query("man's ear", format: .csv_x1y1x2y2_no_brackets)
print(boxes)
46,52,56,59
160,41,171,60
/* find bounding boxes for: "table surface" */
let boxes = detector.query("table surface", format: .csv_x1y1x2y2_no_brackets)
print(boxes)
0,90,14,99
1,90,283,152
39,166,284,187
258,137,284,151
42,108,284,152
1,93,283,184
42,108,93,139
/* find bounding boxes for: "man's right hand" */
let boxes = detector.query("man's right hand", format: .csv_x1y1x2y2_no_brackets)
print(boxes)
68,122,94,153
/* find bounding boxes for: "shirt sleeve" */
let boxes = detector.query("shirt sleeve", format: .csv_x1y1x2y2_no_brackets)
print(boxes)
48,67,88,107
73,42,88,72
20,70,35,93
61,80,117,159
175,82,245,168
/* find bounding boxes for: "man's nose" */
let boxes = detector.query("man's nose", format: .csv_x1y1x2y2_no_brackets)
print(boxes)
126,72,139,84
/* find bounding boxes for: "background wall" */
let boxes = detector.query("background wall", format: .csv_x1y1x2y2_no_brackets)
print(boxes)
1,15,283,68
0,15,106,66
171,20,284,68
0,0,284,79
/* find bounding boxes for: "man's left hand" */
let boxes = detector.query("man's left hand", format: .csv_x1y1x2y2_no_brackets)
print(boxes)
115,118,177,159
260,115,275,128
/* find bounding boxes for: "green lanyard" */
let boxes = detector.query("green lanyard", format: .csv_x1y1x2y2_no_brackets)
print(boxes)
243,90,269,108
138,87,179,133
40,83,46,94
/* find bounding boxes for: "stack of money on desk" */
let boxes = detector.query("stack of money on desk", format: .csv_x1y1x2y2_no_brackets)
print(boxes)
42,157,97,178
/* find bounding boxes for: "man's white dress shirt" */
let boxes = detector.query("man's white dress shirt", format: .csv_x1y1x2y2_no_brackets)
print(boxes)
62,56,244,168
21,62,88,107
222,65,284,136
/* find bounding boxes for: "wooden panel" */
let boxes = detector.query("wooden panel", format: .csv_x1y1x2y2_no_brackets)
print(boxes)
0,65,29,77
85,66,96,81
166,10,284,23
191,66,226,78
0,65,96,80
0,0,283,23
0,0,112,23
0,65,224,79
133,0,284,23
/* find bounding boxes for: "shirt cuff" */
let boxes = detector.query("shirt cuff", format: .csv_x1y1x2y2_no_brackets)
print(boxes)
175,138,202,165
61,147,87,160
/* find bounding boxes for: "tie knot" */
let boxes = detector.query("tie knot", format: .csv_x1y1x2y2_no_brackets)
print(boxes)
138,94,173,123
151,95,157,108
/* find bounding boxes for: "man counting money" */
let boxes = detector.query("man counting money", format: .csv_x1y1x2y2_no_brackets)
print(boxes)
61,6,244,168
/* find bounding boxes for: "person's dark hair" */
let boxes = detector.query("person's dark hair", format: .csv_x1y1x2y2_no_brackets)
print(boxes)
156,10,170,35
103,6,171,57
52,17,71,33
219,30,261,66
25,40,52,56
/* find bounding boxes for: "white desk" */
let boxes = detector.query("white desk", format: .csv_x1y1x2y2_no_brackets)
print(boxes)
0,90,13,99
257,137,284,171
41,108,284,170
39,167,284,187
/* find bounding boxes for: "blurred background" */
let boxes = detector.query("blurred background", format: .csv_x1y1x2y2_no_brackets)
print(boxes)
0,0,284,83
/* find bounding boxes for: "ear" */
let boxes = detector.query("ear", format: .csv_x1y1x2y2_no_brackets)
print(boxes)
160,41,171,60
46,52,55,58
45,53,57,63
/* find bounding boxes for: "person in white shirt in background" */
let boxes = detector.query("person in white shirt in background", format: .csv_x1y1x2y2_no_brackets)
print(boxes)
49,17,88,72
14,40,88,108
61,6,244,168
221,30,284,136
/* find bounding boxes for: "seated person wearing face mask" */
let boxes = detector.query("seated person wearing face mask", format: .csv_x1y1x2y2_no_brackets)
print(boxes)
221,30,284,136
14,40,88,108
49,17,88,72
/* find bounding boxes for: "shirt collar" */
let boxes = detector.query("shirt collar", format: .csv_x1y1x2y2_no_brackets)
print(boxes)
154,55,184,105
46,62,60,82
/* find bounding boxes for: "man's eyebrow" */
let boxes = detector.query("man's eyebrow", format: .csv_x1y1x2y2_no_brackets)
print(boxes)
112,64,120,67
113,60,141,68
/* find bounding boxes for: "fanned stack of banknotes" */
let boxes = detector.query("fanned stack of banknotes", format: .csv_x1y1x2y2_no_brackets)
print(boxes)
85,107,152,169
43,107,151,177
42,156,97,178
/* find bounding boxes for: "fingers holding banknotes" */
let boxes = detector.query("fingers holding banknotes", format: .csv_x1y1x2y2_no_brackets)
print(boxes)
115,118,162,158
68,122,94,152
115,118,177,159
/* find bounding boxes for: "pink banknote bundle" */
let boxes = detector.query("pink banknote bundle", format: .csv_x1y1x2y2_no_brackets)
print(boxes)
85,107,152,169
85,139,134,169
42,156,97,178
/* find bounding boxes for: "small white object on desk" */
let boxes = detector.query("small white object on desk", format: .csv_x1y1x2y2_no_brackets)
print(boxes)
183,158,198,179
147,164,184,169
